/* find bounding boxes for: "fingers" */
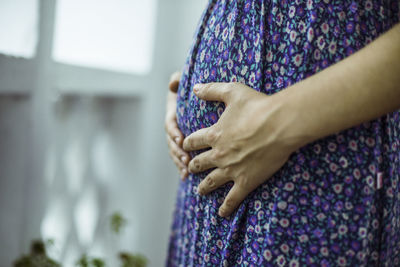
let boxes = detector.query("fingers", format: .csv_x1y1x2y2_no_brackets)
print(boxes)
197,168,231,195
167,134,190,164
165,115,184,146
218,184,249,218
193,82,232,103
183,127,216,151
188,150,216,173
169,149,188,179
164,86,190,179
166,134,189,180
169,71,181,93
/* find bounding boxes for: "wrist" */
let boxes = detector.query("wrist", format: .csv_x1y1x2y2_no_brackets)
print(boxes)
270,85,319,152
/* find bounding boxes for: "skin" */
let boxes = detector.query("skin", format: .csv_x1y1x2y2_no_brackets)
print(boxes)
165,71,190,180
180,22,400,218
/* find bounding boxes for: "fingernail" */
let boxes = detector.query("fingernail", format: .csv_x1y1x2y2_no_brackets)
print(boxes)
175,137,180,143
218,208,226,217
197,186,202,195
194,162,200,171
181,156,187,163
193,84,202,93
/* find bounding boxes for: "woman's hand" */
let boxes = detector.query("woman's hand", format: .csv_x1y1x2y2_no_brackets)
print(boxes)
165,71,190,180
180,23,400,218
183,82,300,217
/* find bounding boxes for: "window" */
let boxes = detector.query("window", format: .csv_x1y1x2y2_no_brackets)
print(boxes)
0,0,38,58
52,0,157,75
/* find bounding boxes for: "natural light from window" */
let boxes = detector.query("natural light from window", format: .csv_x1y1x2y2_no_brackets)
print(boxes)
0,0,38,58
52,0,157,75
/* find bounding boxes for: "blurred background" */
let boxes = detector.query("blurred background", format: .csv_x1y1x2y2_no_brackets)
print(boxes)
0,0,207,266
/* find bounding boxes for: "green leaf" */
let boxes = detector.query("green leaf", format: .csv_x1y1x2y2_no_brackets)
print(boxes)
119,252,148,267
110,212,127,235
14,240,61,267
92,258,106,267
76,254,89,267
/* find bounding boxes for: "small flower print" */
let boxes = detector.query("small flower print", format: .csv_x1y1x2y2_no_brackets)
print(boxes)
263,249,272,261
276,255,286,266
169,0,400,265
321,22,329,34
328,41,337,54
317,36,325,50
293,53,303,67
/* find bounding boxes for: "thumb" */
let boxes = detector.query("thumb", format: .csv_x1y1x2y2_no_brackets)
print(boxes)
193,82,232,103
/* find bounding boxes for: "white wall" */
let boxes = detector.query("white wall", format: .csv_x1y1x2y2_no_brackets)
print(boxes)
0,0,207,266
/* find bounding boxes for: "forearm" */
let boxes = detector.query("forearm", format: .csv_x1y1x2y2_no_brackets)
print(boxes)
277,23,400,150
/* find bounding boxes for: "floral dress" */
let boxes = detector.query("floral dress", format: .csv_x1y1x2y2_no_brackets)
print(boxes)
166,0,400,266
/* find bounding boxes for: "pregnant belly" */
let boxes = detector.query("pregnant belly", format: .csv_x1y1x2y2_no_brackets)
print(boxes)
176,86,225,140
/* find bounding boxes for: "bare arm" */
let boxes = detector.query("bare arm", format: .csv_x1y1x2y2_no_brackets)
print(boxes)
184,23,400,217
278,23,400,150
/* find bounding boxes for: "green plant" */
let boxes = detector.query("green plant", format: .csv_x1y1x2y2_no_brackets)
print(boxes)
13,240,61,267
110,211,127,235
92,258,106,267
76,255,89,267
119,252,148,267
76,255,106,267
15,212,148,267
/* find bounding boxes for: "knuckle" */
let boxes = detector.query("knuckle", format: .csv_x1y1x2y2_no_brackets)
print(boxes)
222,83,233,97
224,197,236,209
180,154,189,163
222,165,233,176
237,176,251,190
210,151,219,162
171,147,179,157
212,149,226,164
217,148,227,158
230,142,242,153
207,128,220,144
205,176,215,188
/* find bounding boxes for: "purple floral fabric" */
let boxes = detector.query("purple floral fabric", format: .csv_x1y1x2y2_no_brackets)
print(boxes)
166,0,400,266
